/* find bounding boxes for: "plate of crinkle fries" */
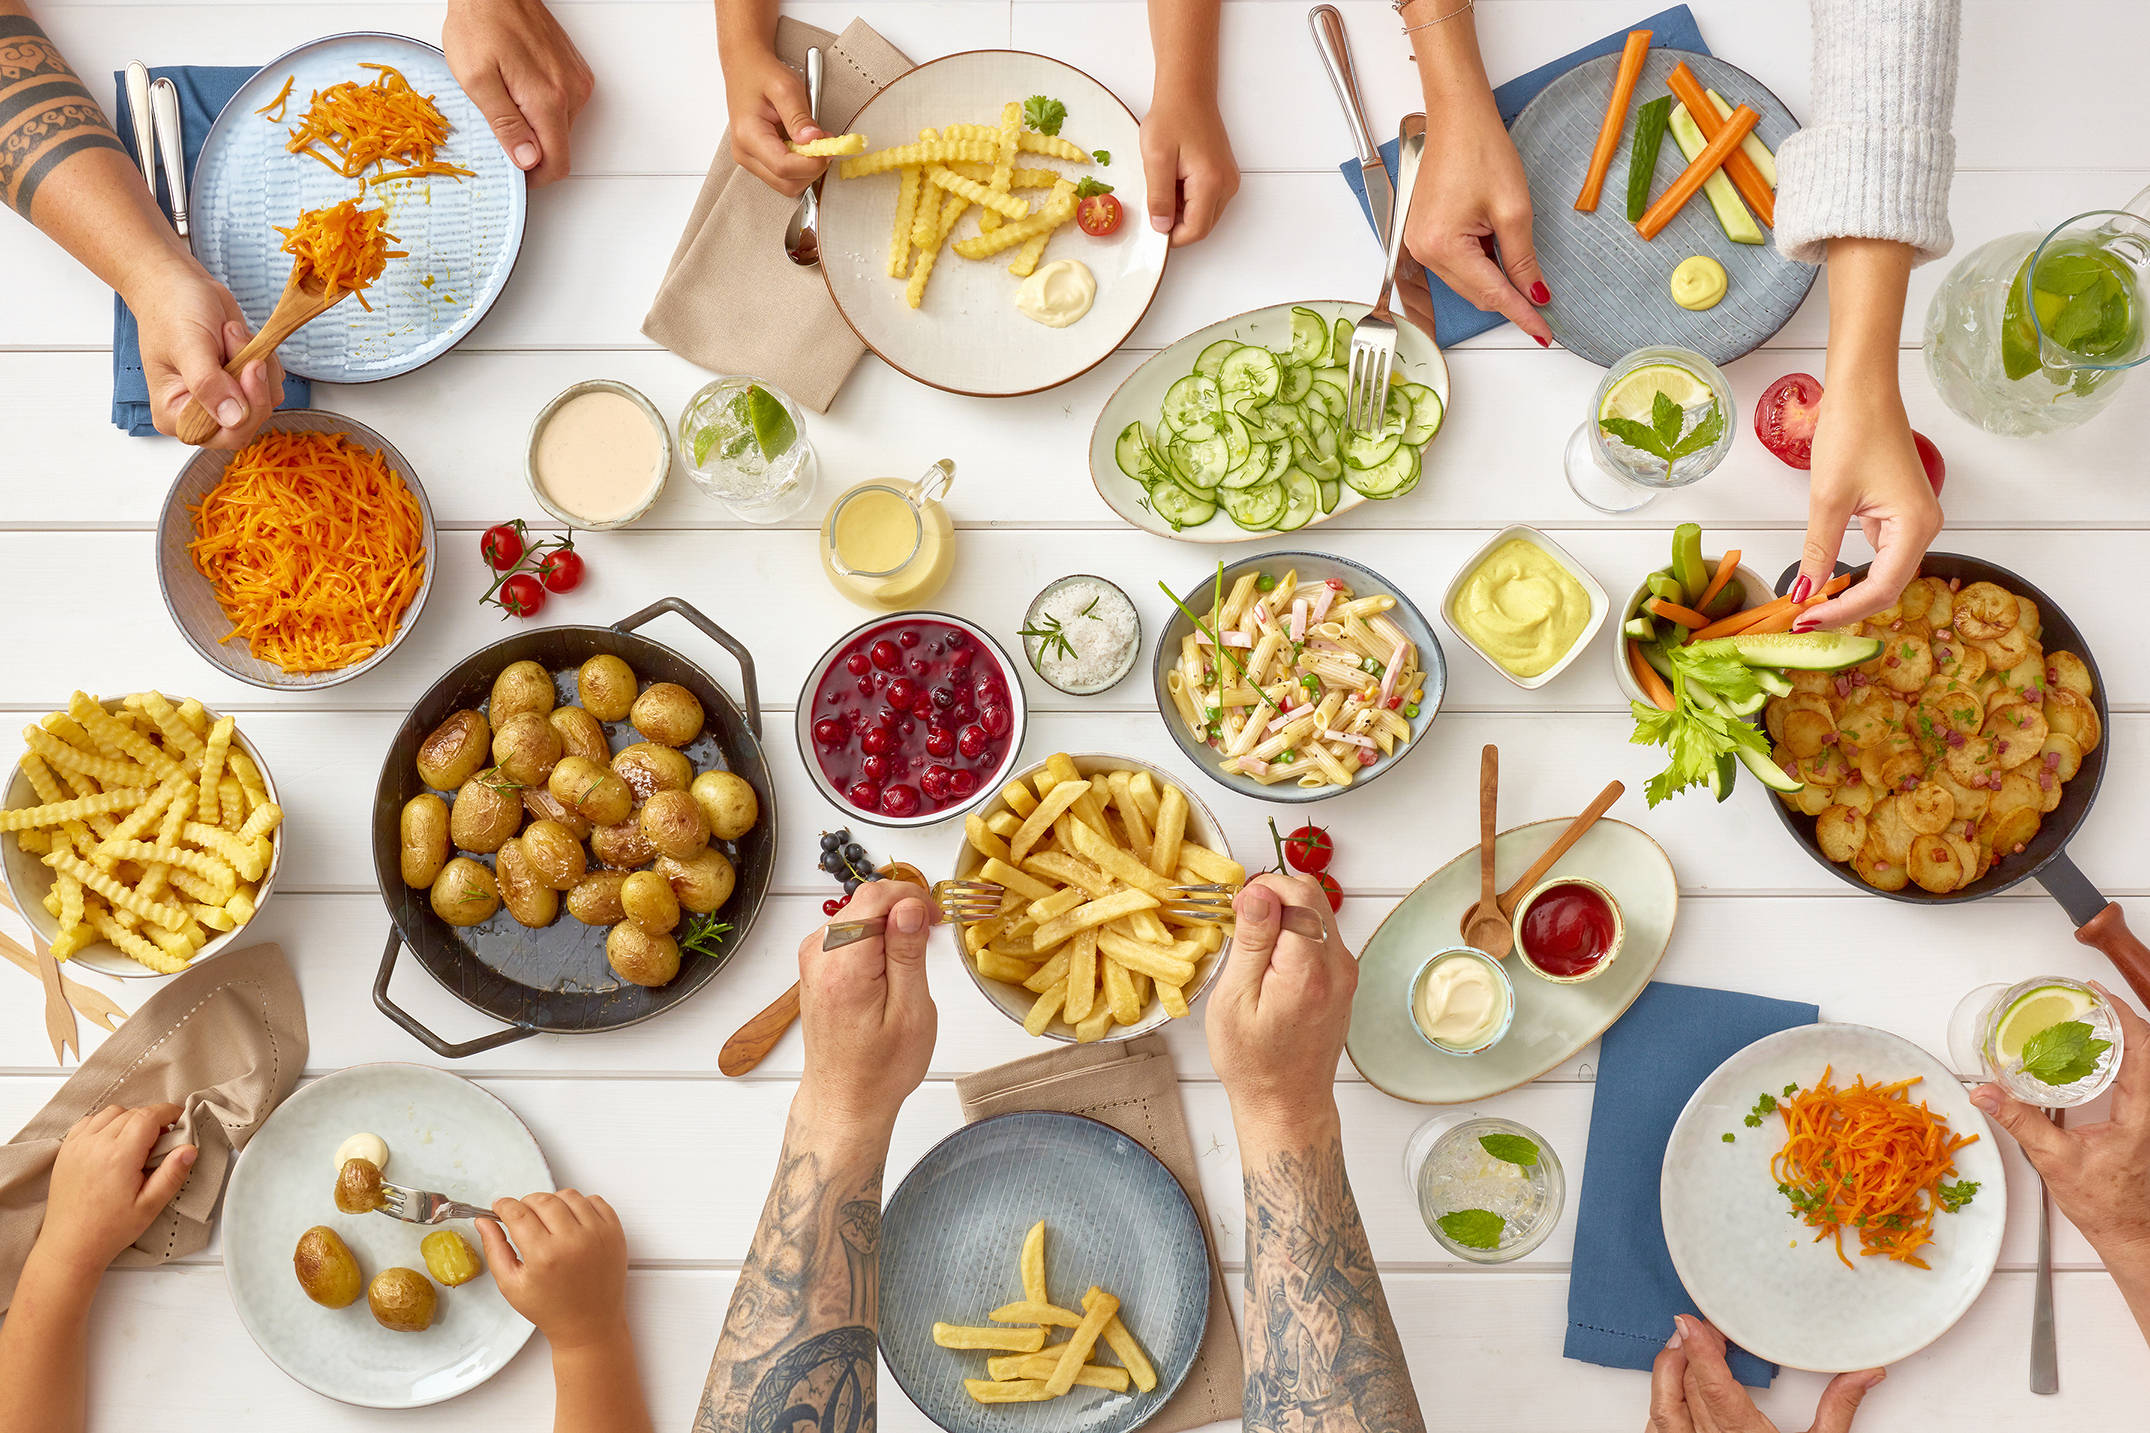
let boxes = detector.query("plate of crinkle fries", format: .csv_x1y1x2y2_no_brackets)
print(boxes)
1,693,283,976
811,50,1168,397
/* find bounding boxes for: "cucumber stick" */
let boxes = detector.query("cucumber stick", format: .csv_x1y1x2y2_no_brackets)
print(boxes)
1626,97,1672,224
1667,102,1763,245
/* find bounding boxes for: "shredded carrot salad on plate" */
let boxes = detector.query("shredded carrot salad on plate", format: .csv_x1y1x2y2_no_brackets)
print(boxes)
256,73,297,123
187,431,428,675
278,63,475,185
273,199,406,311
1770,1067,1981,1270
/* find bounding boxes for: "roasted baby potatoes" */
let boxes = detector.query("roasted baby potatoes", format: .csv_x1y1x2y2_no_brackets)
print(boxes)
368,1267,437,1333
607,920,681,987
640,790,711,859
421,1230,485,1287
658,847,735,914
565,869,632,925
431,857,500,927
612,741,692,801
450,774,523,854
293,1226,364,1308
621,870,681,935
549,755,633,827
416,709,491,791
521,819,588,890
492,710,563,788
631,682,703,747
490,660,557,723
399,794,450,888
691,770,759,841
590,819,657,868
522,785,592,840
549,705,611,766
496,838,560,929
335,1156,387,1213
577,654,638,722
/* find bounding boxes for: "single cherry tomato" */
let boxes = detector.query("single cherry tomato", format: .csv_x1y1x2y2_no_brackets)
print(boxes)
1314,872,1342,912
1284,825,1334,874
538,545,585,592
1913,430,1946,496
495,573,545,618
1077,193,1122,237
1753,372,1825,469
481,522,525,570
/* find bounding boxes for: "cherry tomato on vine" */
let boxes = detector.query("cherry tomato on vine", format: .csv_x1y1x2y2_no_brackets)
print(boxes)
539,546,585,593
1313,872,1342,912
1077,192,1122,237
1283,825,1333,873
494,573,546,618
481,522,526,570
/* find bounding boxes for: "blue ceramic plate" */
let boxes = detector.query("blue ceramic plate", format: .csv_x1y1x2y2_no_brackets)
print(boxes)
1509,49,1815,367
881,1112,1209,1433
190,32,526,382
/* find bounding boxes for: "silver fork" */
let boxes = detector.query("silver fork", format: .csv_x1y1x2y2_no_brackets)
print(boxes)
379,1181,499,1225
1162,884,1329,940
1345,113,1425,436
2030,1105,2062,1394
822,880,1005,949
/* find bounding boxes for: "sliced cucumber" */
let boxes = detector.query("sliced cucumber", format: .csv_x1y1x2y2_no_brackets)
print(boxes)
1167,431,1230,491
1329,318,1351,368
1750,667,1794,698
1275,467,1320,531
1287,307,1330,365
1623,614,1659,641
1317,476,1340,513
1707,751,1737,803
1342,443,1417,498
1148,483,1218,531
1219,481,1286,529
1401,384,1444,446
1193,340,1240,379
1219,346,1282,405
1219,412,1252,472
1113,422,1155,482
1309,366,1348,395
1342,427,1403,471
1695,631,1884,671
1278,364,1314,404
1220,440,1274,490
1737,743,1803,793
1163,374,1222,435
1723,688,1770,717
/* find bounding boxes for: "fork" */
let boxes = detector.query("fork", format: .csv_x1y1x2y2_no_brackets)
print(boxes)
2030,1105,2063,1394
1345,112,1426,436
379,1180,500,1225
820,880,1006,949
939,878,1328,941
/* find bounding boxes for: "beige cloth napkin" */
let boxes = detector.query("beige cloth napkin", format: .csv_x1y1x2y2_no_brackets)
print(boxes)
0,942,306,1310
643,17,914,412
957,1035,1244,1432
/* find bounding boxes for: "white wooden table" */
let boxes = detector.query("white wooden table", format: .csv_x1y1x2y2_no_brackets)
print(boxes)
5,1,2148,1427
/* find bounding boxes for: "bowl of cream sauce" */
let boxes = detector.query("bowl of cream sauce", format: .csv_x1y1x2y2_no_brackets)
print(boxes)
526,380,673,529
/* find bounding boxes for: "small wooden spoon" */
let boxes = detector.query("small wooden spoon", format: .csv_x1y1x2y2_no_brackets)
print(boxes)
174,263,347,445
1459,779,1626,942
1462,746,1511,957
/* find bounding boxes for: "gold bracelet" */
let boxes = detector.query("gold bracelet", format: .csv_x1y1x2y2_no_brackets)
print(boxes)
1399,0,1473,34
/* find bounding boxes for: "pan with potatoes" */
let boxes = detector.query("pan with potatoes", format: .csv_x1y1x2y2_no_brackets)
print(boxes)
1761,559,2111,907
372,601,774,1046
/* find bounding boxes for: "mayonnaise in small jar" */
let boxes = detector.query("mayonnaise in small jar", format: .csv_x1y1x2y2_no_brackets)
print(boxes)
1411,949,1515,1055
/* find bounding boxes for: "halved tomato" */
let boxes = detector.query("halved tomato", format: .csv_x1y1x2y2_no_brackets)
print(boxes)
1077,193,1122,237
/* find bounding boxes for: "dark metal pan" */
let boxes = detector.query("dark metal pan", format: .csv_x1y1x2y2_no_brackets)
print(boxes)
1769,554,2150,1006
370,598,776,1056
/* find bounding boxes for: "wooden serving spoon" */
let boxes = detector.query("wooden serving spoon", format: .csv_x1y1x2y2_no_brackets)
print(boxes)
1458,779,1626,943
174,262,347,445
1461,746,1511,956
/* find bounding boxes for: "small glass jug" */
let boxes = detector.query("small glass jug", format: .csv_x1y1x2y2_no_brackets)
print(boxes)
820,460,957,611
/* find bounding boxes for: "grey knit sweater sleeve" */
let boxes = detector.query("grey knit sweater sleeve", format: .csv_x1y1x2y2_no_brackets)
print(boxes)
1774,0,1962,267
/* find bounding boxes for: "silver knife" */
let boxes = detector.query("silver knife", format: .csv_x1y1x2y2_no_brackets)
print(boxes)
124,61,156,182
2030,1105,2061,1393
148,77,188,239
1309,5,1391,243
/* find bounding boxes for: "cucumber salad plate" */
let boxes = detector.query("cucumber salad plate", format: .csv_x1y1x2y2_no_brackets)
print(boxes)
1088,301,1448,542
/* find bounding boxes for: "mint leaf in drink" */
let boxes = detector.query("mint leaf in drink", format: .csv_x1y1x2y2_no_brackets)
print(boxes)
1023,96,1067,135
1937,1179,1980,1213
1437,1209,1505,1250
1599,415,1673,462
1651,388,1683,448
2018,1019,2112,1086
1669,397,1725,459
1478,1133,1539,1167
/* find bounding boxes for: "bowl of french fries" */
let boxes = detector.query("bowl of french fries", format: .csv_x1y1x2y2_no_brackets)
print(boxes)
1,693,282,977
952,751,1240,1043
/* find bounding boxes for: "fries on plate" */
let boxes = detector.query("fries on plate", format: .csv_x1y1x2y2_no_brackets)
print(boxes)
936,1220,1157,1404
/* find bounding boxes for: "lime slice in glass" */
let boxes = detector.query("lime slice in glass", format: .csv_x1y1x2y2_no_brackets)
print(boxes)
691,424,720,467
1995,985,2095,1064
745,385,798,461
1600,364,1711,426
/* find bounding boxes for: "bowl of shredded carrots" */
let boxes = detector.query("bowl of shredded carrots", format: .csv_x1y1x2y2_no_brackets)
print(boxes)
157,412,435,689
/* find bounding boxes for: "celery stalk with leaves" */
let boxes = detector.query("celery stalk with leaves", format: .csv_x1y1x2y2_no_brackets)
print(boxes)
1629,642,1774,806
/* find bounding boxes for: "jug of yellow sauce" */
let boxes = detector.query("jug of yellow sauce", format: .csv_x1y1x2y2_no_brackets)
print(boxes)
820,460,957,610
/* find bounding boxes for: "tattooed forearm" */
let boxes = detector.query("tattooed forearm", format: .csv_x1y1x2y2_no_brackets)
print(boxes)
1242,1137,1424,1433
0,13,128,219
696,1115,885,1433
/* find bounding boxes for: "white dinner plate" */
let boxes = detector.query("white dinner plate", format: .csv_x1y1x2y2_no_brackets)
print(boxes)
818,51,1166,396
1662,1024,2007,1372
1090,300,1449,540
222,1064,553,1407
191,32,527,382
1345,817,1676,1102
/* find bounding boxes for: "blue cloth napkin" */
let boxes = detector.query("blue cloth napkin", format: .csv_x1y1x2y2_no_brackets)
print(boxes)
1564,980,1818,1388
110,66,311,434
1338,4,1708,345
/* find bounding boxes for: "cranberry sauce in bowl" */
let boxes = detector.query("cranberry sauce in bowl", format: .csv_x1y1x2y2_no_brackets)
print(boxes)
797,613,1026,827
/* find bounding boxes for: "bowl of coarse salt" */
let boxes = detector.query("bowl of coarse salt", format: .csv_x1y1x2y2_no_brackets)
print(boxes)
1019,575,1142,696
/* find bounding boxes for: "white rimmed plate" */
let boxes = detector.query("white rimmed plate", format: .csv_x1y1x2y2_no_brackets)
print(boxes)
222,1064,552,1407
1346,817,1676,1102
1090,300,1449,541
1662,1024,2006,1371
191,33,527,382
818,51,1164,396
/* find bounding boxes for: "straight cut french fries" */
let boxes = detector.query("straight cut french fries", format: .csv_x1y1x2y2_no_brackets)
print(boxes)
942,1222,1155,1407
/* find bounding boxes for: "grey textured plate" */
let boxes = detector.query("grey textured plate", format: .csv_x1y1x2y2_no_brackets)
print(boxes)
881,1111,1209,1433
1662,1024,2006,1371
190,32,526,382
157,409,435,689
1509,49,1816,367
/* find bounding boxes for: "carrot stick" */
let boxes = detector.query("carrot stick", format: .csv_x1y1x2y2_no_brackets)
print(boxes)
1684,573,1853,643
1665,63,1774,228
1696,550,1741,611
1628,641,1675,711
1740,606,1800,636
1645,597,1712,629
1635,103,1759,240
1575,31,1653,212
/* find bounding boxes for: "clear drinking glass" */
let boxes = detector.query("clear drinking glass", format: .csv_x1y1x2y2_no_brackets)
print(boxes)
1945,975,2124,1108
1563,345,1736,513
679,375,818,522
1402,1113,1565,1263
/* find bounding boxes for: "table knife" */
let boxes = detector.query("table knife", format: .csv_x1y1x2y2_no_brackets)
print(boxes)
125,61,157,182
2030,1105,2061,1393
1309,4,1391,242
148,77,188,239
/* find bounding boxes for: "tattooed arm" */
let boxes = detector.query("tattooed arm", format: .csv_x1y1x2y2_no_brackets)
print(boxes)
0,1,280,443
1209,875,1427,1433
696,879,939,1433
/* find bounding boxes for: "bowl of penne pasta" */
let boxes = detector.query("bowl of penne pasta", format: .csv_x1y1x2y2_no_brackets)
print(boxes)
1153,553,1444,803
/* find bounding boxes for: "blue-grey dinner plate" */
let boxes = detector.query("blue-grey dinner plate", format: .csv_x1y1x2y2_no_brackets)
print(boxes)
1509,48,1816,367
190,32,526,382
880,1112,1210,1433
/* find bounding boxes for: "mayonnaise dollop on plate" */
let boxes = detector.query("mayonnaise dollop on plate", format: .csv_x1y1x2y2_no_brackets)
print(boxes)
1015,260,1096,328
333,1132,389,1174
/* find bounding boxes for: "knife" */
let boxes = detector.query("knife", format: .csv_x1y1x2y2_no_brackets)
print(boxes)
1309,4,1391,243
124,61,157,184
149,77,188,239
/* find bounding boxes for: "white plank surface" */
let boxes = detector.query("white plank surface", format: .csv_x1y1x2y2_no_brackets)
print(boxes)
4,0,2148,1427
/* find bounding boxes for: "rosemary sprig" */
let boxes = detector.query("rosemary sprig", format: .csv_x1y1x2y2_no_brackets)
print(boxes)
679,910,733,959
1020,597,1102,664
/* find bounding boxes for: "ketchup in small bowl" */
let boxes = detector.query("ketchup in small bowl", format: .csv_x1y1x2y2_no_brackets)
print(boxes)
1513,878,1623,983
798,614,1025,827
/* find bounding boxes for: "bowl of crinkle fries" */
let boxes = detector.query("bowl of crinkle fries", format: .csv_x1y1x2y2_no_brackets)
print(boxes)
951,751,1239,1042
1,692,282,977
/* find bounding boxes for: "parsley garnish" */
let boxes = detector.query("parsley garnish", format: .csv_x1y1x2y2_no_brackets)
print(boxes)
1074,177,1113,200
1022,96,1067,135
1938,1180,1980,1213
1092,149,1110,164
1722,1132,1736,1144
2018,1019,2113,1087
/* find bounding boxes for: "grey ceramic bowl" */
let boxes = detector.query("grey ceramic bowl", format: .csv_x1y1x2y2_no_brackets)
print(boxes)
156,410,436,690
524,379,672,530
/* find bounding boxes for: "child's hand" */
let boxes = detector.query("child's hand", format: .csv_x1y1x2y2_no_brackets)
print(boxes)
1140,89,1239,246
479,1190,630,1351
722,41,828,197
37,1103,197,1280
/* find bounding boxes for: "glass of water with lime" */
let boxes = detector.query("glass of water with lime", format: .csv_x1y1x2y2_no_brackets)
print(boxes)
1402,1112,1565,1263
679,376,817,522
1946,975,2124,1108
1564,345,1735,514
